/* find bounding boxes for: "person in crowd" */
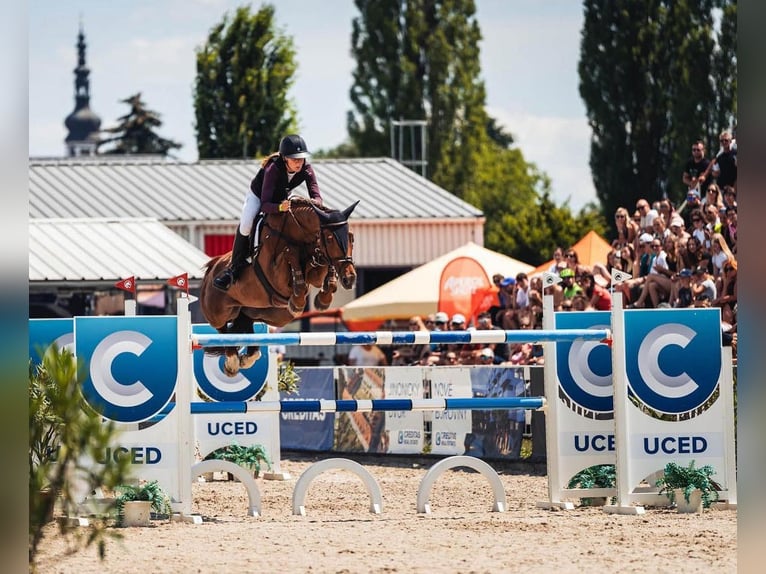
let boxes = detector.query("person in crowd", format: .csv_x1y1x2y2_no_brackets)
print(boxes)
214,134,322,291
477,347,496,366
676,235,696,271
638,235,680,308
348,343,388,367
651,213,670,241
702,184,724,214
721,205,737,254
615,233,654,304
691,265,717,306
563,248,591,278
571,293,593,311
428,311,450,356
559,268,583,300
711,130,737,192
592,249,620,289
669,213,690,242
635,199,659,234
514,272,530,310
580,272,612,311
613,207,639,247
713,259,737,322
559,299,574,311
629,237,673,308
546,247,565,273
682,139,711,194
392,315,428,365
657,199,675,230
672,268,695,308
439,351,460,366
722,186,737,210
703,203,723,244
709,232,734,291
620,243,637,278
688,208,707,247
475,312,509,363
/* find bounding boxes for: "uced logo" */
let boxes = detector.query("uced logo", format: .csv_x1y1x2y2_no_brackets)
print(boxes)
192,324,268,402
555,311,613,414
76,317,177,423
624,309,721,414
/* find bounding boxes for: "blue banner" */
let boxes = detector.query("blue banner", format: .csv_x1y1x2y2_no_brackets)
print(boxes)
279,368,335,451
466,367,527,459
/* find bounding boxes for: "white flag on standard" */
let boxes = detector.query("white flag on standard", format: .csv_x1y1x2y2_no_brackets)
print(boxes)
611,268,632,284
542,271,562,288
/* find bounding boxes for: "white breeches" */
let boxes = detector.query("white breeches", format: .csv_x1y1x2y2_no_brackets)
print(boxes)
238,192,261,236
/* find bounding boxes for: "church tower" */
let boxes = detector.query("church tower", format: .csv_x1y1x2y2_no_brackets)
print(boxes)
64,25,101,156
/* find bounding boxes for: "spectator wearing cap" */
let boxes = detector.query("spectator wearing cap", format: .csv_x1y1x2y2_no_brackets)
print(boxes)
669,214,689,242
477,346,496,366
428,311,451,355
673,268,694,308
691,265,717,306
559,268,583,300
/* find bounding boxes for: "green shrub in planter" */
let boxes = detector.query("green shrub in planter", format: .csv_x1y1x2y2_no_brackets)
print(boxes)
567,464,616,506
209,443,272,476
115,480,172,524
655,460,720,509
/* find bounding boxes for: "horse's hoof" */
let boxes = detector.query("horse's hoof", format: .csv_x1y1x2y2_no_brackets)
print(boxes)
288,298,305,315
313,294,331,311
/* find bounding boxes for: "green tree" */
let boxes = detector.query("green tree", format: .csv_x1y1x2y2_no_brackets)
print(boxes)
194,4,299,159
578,0,737,229
29,347,132,570
346,0,602,264
348,0,493,197
98,93,182,156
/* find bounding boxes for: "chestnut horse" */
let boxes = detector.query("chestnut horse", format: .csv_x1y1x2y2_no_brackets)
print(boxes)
199,197,358,376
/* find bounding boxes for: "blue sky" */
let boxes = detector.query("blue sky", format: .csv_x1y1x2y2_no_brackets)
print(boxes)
29,0,597,210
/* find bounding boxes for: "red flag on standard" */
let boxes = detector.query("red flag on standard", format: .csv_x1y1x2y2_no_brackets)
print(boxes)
168,272,189,292
114,276,136,293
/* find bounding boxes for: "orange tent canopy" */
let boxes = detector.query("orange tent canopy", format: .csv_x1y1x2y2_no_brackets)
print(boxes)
532,230,612,275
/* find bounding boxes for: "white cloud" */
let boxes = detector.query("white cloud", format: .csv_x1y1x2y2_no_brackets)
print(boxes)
489,107,597,211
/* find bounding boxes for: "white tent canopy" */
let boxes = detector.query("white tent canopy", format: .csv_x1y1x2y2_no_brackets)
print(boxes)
341,242,534,330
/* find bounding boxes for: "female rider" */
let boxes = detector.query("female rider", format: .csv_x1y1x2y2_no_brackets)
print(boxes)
214,134,324,291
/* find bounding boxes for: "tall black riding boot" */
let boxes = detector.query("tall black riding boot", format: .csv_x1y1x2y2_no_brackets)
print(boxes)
213,232,251,291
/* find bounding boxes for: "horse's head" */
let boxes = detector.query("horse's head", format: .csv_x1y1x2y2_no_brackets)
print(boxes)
312,201,359,290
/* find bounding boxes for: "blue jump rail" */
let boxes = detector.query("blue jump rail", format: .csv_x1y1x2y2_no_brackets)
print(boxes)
190,396,546,414
192,329,611,349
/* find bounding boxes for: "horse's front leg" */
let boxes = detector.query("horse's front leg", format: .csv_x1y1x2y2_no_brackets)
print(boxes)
287,259,309,315
313,266,338,311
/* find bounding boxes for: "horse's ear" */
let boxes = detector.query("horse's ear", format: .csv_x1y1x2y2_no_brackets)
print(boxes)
342,200,360,220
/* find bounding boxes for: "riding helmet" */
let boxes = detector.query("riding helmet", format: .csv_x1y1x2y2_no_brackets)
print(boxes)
279,134,310,159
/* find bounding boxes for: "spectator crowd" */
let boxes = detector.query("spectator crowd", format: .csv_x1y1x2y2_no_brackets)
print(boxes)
379,130,738,367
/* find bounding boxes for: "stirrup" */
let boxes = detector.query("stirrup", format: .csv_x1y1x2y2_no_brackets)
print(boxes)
213,268,235,291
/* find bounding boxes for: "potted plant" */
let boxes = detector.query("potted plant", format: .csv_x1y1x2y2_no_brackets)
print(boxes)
209,443,272,478
567,464,616,506
115,480,171,526
655,460,720,513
